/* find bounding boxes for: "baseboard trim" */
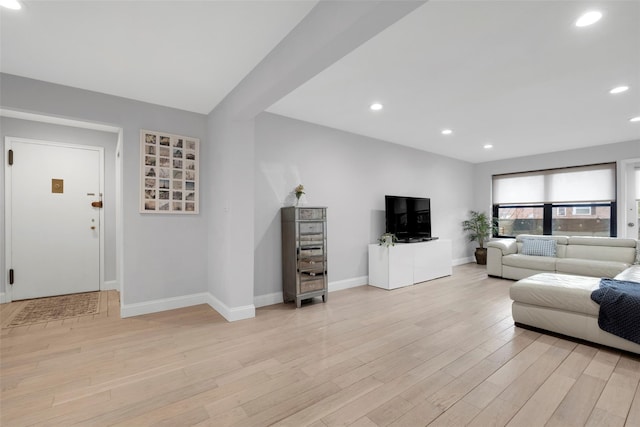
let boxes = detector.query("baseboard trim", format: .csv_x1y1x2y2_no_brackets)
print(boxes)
0,292,6,304
102,280,119,291
254,292,283,308
453,257,475,266
120,291,257,322
329,276,368,292
253,276,368,309
120,292,209,318
207,293,255,322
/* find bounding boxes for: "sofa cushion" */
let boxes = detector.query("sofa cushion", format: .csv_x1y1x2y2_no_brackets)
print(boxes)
567,236,637,248
487,238,517,255
516,234,569,245
503,254,557,271
556,258,629,278
521,238,557,257
564,244,635,264
615,265,640,282
516,235,568,258
510,273,600,316
504,266,552,281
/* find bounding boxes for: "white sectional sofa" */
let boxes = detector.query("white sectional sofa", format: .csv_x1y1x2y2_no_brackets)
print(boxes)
510,266,640,354
487,234,637,280
487,234,640,354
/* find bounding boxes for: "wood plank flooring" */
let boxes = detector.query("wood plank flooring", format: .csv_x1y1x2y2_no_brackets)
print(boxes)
1,264,639,426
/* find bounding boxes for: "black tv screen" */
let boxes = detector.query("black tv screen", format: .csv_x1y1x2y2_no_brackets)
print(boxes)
385,195,432,241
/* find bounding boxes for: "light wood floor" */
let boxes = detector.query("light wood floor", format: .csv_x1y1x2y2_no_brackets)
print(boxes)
1,264,639,426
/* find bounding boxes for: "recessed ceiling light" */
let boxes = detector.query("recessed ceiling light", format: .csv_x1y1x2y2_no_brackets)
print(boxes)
609,86,629,94
369,103,383,111
0,0,21,9
575,10,602,27
441,129,453,135
630,116,640,122
483,144,493,149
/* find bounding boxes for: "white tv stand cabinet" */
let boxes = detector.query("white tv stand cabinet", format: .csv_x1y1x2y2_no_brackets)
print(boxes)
368,239,452,290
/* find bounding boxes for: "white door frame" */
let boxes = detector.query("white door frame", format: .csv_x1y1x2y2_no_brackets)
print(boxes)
617,158,640,239
4,136,105,302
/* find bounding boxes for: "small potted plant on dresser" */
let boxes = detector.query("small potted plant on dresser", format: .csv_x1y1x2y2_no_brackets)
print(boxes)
378,232,398,247
462,210,493,265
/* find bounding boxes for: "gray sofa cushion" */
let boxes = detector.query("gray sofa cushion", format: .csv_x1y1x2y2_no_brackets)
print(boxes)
521,238,557,256
515,234,568,258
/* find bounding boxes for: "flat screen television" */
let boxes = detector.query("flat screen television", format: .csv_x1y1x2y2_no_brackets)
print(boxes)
385,195,432,242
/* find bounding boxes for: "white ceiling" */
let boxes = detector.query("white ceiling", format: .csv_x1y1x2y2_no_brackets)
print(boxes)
268,0,640,163
1,1,639,163
0,1,316,113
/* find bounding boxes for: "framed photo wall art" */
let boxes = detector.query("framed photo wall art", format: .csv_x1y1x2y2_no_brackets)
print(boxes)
140,129,199,214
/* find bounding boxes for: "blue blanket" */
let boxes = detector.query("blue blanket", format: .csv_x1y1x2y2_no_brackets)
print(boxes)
590,279,640,345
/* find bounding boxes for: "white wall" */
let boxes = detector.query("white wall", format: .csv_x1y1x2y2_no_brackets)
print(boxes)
0,117,118,293
205,108,256,319
254,113,476,302
199,1,425,316
0,74,208,307
474,139,640,236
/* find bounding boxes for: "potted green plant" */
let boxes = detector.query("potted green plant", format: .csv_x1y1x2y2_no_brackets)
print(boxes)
378,232,398,247
462,210,493,265
294,184,305,206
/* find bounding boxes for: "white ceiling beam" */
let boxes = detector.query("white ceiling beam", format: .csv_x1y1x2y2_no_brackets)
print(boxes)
214,0,427,120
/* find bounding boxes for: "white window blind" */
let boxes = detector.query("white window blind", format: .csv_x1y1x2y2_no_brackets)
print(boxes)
493,163,616,204
492,172,545,204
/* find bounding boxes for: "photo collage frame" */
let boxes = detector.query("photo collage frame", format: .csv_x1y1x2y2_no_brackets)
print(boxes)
140,130,199,214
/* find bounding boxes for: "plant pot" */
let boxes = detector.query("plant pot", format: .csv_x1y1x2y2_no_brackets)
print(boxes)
475,248,487,265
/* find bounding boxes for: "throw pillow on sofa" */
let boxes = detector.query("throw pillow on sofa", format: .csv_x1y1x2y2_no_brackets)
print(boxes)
521,238,557,257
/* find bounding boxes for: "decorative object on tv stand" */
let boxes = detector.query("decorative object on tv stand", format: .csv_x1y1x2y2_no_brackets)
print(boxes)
139,129,199,214
462,210,494,265
378,232,398,247
294,184,305,206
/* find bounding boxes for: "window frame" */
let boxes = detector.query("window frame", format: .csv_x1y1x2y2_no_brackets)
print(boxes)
493,202,616,238
572,206,592,216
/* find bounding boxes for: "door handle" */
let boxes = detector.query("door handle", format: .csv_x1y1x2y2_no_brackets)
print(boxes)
629,222,635,227
91,201,103,208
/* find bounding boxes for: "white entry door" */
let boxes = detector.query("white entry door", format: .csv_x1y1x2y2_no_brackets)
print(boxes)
5,138,103,300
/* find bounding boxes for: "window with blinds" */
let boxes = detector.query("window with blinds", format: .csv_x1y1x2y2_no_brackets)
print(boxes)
492,163,617,237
